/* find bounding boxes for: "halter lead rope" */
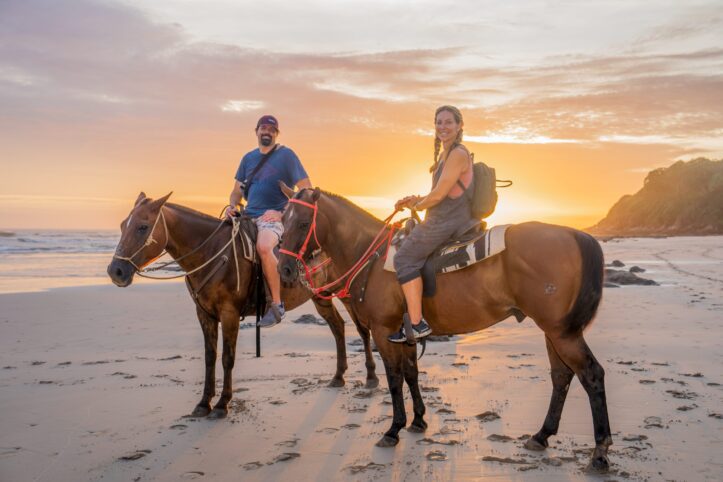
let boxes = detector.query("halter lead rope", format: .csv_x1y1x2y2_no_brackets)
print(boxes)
280,198,400,300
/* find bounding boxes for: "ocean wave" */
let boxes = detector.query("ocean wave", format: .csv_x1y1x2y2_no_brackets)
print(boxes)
0,230,119,254
0,231,15,237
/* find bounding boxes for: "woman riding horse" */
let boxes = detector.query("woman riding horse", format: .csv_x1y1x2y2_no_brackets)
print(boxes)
390,105,479,343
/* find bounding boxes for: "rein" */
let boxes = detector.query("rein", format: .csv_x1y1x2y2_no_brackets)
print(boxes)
113,207,246,291
280,198,400,300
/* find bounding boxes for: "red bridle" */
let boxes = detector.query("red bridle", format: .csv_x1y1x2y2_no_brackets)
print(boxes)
279,198,400,300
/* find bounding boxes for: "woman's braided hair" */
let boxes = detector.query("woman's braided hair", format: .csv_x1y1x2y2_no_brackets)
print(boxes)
430,105,464,173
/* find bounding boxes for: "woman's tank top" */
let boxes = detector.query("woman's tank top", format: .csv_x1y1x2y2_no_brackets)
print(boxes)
427,146,473,221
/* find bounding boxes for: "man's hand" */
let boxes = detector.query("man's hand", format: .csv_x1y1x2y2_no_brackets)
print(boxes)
225,206,239,219
260,209,282,222
395,195,420,211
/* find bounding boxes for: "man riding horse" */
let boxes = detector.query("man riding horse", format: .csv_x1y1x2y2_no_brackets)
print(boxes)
224,115,312,327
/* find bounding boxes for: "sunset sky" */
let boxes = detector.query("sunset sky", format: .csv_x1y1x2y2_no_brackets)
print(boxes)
1,0,722,229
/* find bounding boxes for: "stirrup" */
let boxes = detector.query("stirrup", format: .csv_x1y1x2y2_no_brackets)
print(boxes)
388,314,431,344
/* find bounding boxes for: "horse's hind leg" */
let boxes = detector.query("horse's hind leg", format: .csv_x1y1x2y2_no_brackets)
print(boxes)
549,334,612,473
402,344,426,433
192,306,217,417
525,335,574,450
208,309,241,419
312,298,348,387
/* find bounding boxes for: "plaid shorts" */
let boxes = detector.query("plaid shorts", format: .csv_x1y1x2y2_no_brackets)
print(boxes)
254,218,284,242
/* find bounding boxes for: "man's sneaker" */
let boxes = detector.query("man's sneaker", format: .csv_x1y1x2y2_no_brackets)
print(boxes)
258,302,285,328
388,317,432,344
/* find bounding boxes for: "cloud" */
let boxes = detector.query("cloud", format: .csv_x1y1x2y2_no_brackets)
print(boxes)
220,100,266,113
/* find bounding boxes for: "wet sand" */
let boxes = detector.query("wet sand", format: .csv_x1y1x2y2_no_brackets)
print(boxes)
0,236,721,481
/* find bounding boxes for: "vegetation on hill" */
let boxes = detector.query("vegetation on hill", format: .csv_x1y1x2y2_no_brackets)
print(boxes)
589,158,723,236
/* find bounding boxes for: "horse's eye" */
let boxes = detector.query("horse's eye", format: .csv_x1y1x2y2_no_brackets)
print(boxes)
137,225,149,233
299,222,310,230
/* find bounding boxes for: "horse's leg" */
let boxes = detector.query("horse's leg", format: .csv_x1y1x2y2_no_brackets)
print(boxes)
208,309,240,419
312,298,348,387
356,321,379,389
342,301,378,389
525,335,575,450
371,329,407,447
191,305,217,417
402,344,426,433
549,334,612,473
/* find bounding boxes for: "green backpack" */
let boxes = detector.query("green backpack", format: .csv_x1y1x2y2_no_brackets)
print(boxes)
463,153,512,220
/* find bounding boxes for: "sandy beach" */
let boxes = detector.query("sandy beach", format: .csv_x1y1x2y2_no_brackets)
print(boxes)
1,236,721,481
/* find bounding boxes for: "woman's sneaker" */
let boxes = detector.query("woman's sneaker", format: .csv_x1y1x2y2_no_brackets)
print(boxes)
388,317,432,344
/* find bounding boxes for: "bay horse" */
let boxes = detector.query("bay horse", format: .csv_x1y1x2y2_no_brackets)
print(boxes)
107,192,379,419
277,187,612,473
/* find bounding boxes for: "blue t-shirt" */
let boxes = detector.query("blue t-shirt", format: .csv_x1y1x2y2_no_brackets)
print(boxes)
234,145,308,218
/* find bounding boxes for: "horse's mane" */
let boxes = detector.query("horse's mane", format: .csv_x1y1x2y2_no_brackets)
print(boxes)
166,202,221,225
300,189,384,227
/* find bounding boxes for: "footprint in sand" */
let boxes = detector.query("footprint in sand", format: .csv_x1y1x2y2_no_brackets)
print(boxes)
666,389,698,400
268,453,300,464
118,449,152,461
680,372,704,378
427,450,447,461
316,427,339,434
180,471,204,479
417,438,460,446
487,434,514,442
243,461,263,470
276,438,299,447
482,455,530,465
677,404,698,411
170,424,188,430
643,416,664,429
345,462,385,474
476,411,501,422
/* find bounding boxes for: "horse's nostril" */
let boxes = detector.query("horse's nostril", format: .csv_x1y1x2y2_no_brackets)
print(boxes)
115,267,124,277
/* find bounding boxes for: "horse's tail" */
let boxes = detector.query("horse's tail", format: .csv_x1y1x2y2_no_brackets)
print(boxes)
564,230,604,337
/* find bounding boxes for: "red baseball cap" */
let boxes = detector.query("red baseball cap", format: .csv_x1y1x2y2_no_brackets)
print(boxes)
256,115,279,130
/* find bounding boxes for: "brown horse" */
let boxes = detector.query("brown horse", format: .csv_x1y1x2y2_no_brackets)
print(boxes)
107,192,379,418
277,187,612,473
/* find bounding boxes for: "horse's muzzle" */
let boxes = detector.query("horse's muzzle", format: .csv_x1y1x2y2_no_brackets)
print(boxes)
107,259,135,287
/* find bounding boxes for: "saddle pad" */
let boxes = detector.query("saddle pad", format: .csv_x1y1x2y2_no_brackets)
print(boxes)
384,224,510,274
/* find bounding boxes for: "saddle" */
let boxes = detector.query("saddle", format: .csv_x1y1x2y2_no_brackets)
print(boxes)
384,219,510,297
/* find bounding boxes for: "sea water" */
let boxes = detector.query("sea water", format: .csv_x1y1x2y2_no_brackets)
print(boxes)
0,230,178,293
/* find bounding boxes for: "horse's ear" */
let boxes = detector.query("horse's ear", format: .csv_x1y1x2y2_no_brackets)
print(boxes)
311,187,321,202
279,181,295,199
150,191,173,210
135,192,147,206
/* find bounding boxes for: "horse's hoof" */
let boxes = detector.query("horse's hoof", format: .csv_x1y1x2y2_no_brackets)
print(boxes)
207,408,227,419
364,378,379,389
191,405,211,417
375,434,399,447
524,436,548,451
407,421,427,433
585,455,610,473
327,377,345,388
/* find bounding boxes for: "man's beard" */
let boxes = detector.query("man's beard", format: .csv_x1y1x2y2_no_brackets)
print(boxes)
260,135,273,147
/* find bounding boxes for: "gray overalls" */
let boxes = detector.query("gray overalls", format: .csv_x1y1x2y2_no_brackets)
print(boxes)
393,157,477,284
